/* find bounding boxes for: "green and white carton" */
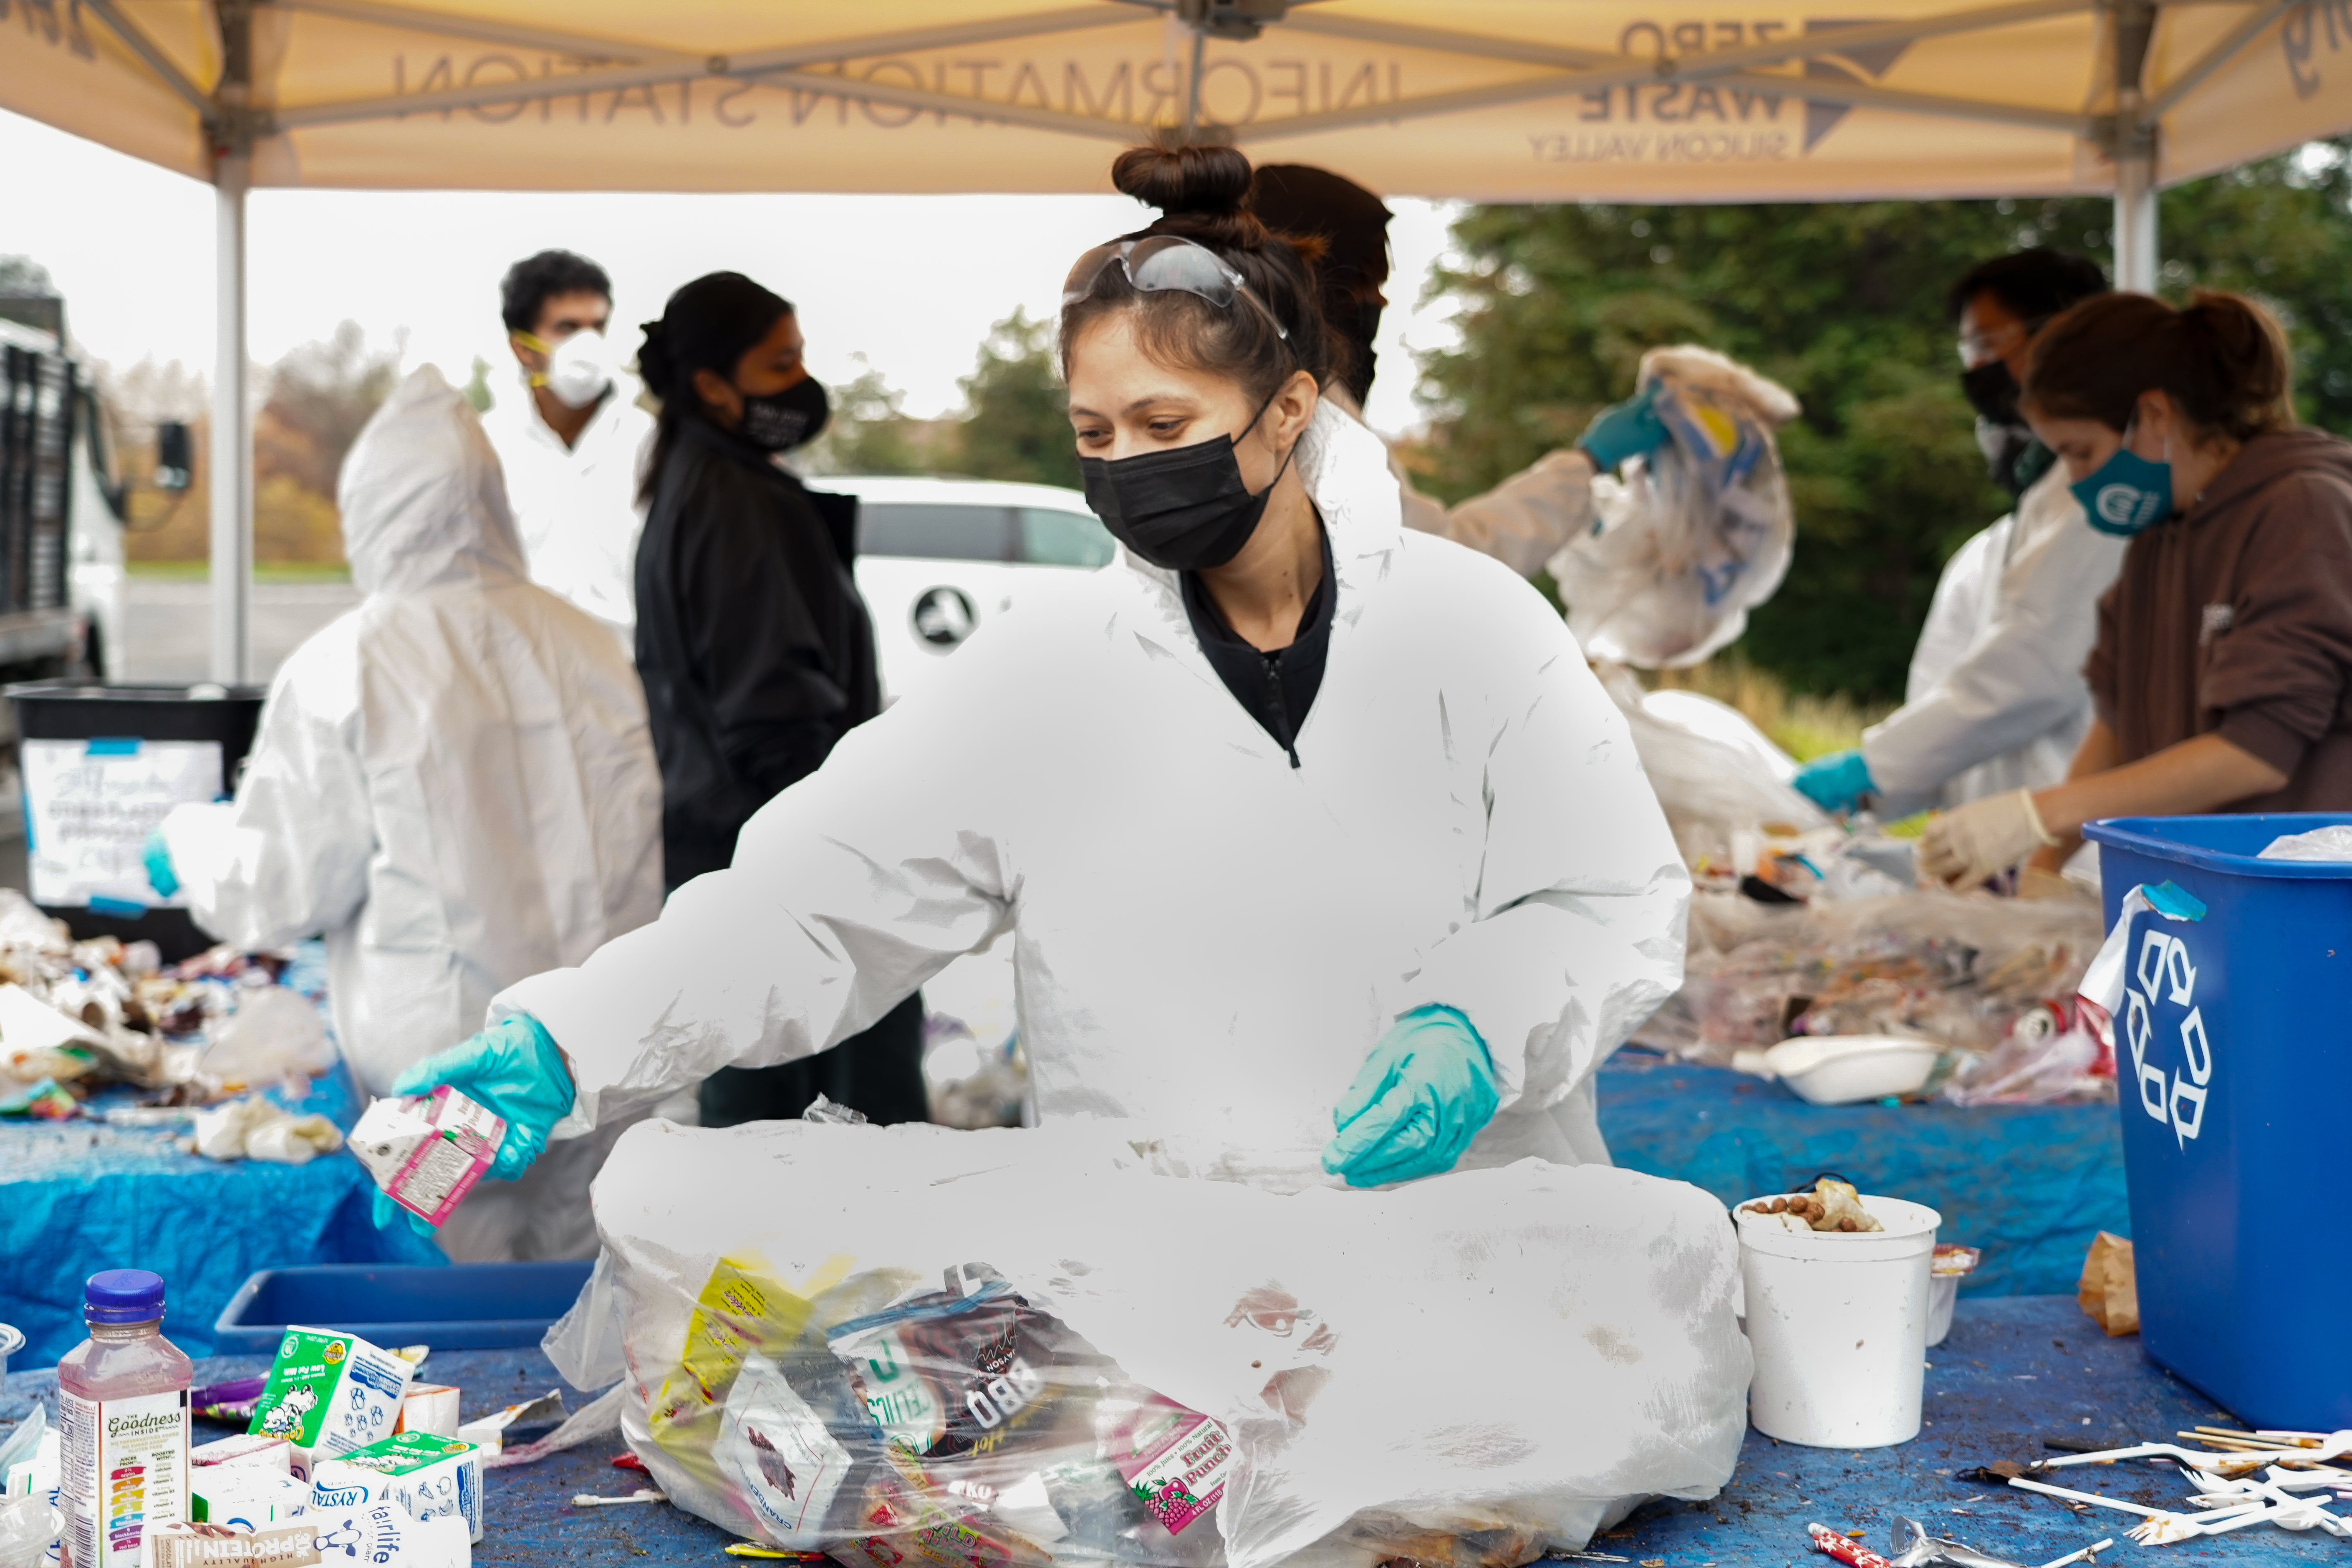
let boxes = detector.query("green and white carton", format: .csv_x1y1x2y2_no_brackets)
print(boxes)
309,1432,484,1543
245,1327,414,1481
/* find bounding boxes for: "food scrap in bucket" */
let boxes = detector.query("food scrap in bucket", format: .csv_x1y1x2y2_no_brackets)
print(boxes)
1742,1178,1884,1233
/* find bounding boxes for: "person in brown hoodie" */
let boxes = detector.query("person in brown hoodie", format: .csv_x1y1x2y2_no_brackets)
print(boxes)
1918,290,2352,891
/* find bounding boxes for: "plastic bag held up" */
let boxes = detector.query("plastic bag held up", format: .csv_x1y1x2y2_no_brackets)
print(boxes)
557,1118,1752,1568
1549,346,1800,671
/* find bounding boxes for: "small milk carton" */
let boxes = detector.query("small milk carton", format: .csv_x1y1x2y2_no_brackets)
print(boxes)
350,1086,505,1225
246,1328,414,1481
394,1385,460,1439
309,1433,483,1543
189,1469,310,1528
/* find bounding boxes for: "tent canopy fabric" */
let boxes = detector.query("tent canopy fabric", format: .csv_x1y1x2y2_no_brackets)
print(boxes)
8,0,2350,203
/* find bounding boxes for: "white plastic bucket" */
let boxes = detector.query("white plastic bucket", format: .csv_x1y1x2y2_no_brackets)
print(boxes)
1739,1194,1941,1447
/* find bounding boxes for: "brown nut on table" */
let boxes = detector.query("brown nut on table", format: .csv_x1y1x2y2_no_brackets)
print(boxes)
1838,1217,1857,1232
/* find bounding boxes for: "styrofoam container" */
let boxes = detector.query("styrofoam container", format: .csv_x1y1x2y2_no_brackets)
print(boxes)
1739,1194,1941,1447
1763,1035,1941,1105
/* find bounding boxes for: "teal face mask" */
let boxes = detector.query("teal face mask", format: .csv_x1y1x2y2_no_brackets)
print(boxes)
2072,416,2174,536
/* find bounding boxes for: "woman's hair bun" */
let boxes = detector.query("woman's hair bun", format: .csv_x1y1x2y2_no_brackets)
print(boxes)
1113,143,1254,218
635,320,675,396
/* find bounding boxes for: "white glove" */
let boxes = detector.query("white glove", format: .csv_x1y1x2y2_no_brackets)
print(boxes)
1918,788,2058,888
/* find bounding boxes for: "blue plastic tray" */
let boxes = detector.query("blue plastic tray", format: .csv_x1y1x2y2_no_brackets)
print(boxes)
212,1261,594,1353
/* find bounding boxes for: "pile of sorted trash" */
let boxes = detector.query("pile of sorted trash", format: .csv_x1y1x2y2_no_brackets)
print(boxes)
0,889,342,1160
1636,885,2110,1106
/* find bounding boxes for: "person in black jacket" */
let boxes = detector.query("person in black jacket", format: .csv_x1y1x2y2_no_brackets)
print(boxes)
632,271,928,1127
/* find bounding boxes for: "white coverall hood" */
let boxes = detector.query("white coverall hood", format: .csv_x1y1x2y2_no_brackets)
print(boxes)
501,398,1689,1185
340,365,531,596
163,366,665,1260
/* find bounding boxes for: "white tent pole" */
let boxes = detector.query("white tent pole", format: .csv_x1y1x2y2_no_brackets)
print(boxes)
2109,0,2159,293
209,150,252,685
209,0,254,685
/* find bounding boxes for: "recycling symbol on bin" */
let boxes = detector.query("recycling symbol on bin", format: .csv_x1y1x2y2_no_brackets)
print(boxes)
2125,925,2211,1148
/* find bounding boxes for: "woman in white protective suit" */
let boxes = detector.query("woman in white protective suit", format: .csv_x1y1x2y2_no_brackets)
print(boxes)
149,365,665,1260
389,144,1688,1196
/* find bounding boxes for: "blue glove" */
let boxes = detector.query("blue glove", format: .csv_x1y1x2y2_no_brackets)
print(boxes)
1320,1005,1501,1187
1792,748,1877,813
1576,384,1669,472
143,827,179,899
388,1014,574,1183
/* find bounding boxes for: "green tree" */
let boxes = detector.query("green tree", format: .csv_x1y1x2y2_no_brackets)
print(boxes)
1419,138,2352,701
462,355,495,414
951,308,1080,490
800,360,928,476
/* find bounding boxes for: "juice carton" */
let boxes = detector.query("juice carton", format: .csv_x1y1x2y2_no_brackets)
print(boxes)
308,1434,482,1543
245,1330,413,1482
348,1087,505,1226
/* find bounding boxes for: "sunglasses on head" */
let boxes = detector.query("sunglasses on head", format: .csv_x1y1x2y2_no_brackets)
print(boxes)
1062,234,1290,342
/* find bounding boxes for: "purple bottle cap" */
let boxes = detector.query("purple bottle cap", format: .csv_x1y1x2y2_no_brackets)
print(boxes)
85,1269,166,1324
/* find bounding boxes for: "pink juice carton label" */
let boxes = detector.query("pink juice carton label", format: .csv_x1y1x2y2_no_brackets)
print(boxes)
1105,1397,1234,1535
348,1086,504,1225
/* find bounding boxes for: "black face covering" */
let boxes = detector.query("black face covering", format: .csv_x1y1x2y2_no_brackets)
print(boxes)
1960,358,2021,426
1080,389,1295,571
736,376,830,452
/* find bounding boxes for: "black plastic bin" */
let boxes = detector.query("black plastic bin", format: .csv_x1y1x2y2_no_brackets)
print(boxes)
5,680,267,959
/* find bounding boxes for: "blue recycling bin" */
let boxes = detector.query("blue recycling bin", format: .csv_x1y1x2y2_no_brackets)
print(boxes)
2082,813,2352,1430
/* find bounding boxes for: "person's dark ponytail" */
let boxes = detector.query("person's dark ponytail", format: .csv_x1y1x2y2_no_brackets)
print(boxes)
2024,289,2294,442
634,273,793,506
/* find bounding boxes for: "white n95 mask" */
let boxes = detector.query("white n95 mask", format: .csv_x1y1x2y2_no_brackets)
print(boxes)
545,331,616,409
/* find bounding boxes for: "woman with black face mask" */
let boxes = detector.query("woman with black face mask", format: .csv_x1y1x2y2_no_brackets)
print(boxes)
631,270,927,1128
403,146,1686,1203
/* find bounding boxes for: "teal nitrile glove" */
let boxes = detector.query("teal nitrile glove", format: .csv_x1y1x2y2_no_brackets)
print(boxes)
372,1189,434,1241
142,827,179,899
1320,1005,1501,1188
388,1013,574,1183
1575,384,1669,472
1792,748,1877,813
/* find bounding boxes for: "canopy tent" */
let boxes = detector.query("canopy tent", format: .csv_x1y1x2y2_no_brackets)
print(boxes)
7,0,2351,680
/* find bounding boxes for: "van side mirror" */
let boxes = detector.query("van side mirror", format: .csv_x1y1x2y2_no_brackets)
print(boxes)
154,421,192,492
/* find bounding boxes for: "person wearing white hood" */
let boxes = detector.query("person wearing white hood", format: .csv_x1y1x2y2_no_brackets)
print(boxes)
146,365,665,1261
388,145,1687,1198
479,249,656,653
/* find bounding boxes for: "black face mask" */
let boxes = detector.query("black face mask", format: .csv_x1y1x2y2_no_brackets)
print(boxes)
735,376,829,452
1960,358,2021,426
1080,389,1295,572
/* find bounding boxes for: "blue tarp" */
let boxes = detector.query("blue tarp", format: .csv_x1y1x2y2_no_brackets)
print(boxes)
1597,1047,2129,1297
0,950,442,1369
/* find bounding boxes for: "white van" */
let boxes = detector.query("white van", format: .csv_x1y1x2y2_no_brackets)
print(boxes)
823,474,1113,707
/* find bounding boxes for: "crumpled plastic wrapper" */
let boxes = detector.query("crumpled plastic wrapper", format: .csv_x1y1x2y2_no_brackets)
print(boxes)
189,1095,346,1164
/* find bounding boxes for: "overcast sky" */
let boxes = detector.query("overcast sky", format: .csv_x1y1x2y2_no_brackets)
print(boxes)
1,107,1464,437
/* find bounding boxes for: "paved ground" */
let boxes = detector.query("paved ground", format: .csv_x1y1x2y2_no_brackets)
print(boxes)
113,577,363,684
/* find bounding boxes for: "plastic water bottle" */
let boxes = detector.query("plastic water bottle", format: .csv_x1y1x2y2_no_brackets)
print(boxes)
56,1272,191,1568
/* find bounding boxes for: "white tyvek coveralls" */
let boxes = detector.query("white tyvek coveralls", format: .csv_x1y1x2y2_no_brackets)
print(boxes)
1861,464,2127,816
162,366,665,1256
478,372,655,651
500,401,1688,1181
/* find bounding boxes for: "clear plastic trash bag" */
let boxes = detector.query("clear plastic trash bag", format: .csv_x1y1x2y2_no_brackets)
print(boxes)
1551,346,1800,671
550,1119,1751,1568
